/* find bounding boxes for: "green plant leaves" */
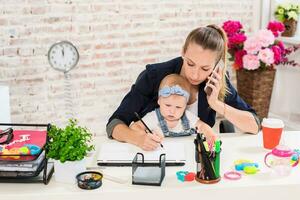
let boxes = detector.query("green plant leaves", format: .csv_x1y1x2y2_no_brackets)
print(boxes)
275,4,300,22
46,119,95,163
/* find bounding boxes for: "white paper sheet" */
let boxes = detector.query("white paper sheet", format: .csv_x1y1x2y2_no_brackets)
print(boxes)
97,141,186,164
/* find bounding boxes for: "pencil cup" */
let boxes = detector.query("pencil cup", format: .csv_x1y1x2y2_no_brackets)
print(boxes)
262,118,284,149
194,134,221,184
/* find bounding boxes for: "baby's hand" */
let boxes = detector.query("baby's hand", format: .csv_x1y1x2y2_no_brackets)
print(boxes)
203,130,218,146
196,120,218,144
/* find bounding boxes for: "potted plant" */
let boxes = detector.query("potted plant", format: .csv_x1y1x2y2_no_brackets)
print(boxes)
275,3,300,37
46,119,94,183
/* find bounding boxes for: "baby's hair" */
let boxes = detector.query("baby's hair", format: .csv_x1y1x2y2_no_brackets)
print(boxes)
159,74,191,96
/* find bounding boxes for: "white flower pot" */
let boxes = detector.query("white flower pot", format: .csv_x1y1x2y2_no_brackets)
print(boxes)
53,159,86,184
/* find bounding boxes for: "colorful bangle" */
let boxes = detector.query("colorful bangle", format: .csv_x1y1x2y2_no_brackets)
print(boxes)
176,171,195,182
185,172,196,181
224,171,242,180
243,166,259,174
176,171,188,182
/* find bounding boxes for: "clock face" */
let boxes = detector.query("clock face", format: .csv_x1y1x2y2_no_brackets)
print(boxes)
48,41,79,73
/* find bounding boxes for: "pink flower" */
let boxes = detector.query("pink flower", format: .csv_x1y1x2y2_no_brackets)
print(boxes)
233,50,247,69
277,41,285,51
272,45,282,64
256,30,275,47
267,21,285,37
222,20,243,36
228,33,247,45
243,54,260,70
244,36,262,54
222,20,299,71
258,48,274,65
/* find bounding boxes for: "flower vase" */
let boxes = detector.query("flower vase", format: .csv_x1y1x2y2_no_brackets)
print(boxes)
236,69,276,120
282,19,297,37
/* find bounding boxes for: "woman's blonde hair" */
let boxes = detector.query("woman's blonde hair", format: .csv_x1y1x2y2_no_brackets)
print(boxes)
182,24,229,101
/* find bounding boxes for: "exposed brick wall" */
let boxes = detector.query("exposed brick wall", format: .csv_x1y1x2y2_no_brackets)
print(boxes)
0,0,260,135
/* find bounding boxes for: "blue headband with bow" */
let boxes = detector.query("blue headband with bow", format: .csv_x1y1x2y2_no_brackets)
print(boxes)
158,85,190,101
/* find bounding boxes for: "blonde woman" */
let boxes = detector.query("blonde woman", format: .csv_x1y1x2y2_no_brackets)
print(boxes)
107,25,260,150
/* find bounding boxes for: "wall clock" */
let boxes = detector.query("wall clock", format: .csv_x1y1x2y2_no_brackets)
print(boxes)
48,41,79,73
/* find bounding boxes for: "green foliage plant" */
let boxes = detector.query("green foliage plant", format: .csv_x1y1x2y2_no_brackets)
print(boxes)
275,4,300,22
46,119,94,163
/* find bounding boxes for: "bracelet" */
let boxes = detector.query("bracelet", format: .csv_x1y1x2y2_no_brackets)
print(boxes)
176,171,195,182
224,171,242,180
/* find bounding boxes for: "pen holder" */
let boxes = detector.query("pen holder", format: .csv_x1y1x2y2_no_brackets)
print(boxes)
132,153,165,186
194,133,221,184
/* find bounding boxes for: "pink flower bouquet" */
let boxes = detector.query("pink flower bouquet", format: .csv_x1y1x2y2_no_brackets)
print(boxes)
222,20,299,70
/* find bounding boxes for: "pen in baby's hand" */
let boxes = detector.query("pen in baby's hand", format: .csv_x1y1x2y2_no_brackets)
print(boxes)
134,112,164,148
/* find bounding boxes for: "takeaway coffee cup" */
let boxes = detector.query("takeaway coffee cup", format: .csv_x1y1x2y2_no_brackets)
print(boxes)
261,118,284,149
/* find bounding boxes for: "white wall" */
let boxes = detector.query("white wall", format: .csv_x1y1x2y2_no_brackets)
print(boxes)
0,0,261,135
0,85,11,123
269,50,300,130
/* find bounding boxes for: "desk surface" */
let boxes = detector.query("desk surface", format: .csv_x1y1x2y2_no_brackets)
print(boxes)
1,131,300,200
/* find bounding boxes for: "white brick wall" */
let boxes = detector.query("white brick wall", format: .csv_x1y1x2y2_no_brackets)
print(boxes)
0,0,260,135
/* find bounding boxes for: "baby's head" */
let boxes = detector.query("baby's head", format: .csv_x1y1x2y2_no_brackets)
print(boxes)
158,74,191,122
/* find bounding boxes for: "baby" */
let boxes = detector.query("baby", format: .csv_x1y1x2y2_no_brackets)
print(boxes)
131,74,217,150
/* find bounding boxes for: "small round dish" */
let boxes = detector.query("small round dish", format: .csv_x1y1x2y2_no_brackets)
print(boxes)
76,171,103,190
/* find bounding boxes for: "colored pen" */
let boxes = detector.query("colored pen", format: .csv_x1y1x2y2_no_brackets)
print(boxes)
214,140,221,178
197,133,216,180
134,112,164,148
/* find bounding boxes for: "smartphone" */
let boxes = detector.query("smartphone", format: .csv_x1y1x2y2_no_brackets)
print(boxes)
204,65,221,96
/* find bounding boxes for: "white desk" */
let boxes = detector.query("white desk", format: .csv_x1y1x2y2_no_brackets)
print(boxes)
1,131,300,200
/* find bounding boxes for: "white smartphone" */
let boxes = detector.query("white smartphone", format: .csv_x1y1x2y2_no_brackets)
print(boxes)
204,65,221,96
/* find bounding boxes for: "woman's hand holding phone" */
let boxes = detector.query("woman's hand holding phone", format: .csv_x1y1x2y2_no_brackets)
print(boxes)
204,65,219,96
204,65,220,96
205,65,223,107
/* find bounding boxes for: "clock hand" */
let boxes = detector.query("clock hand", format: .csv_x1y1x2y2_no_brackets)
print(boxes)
62,47,65,57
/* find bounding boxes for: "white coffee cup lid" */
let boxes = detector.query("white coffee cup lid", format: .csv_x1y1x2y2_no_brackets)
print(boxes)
261,118,284,128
